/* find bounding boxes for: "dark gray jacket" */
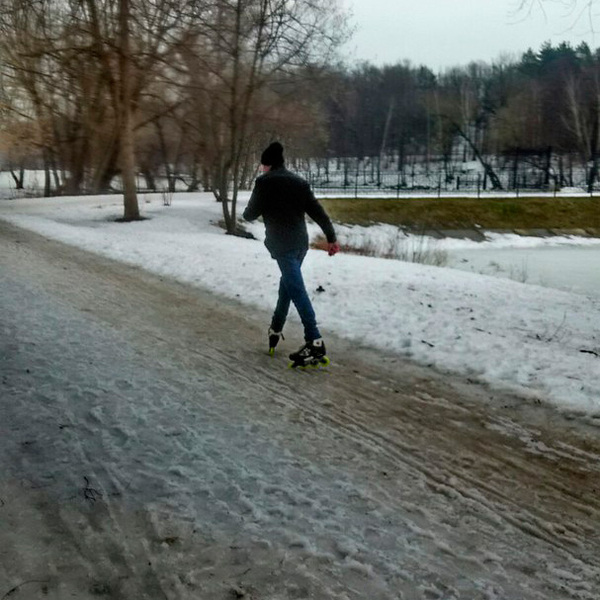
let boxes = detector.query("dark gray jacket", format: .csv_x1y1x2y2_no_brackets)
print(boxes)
243,167,336,258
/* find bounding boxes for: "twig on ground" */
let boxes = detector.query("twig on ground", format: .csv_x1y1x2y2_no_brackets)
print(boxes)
83,476,102,503
580,348,600,358
535,311,568,343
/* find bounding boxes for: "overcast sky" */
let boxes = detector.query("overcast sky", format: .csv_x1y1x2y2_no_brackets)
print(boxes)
342,0,598,71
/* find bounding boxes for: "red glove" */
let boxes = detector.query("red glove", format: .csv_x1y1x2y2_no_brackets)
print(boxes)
327,242,340,256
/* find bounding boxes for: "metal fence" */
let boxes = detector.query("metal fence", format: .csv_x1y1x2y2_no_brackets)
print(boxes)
295,161,597,198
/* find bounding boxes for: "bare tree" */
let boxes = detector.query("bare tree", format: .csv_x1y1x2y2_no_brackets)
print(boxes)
0,1,64,194
179,0,348,234
74,0,194,219
435,64,504,189
0,0,207,218
563,66,600,191
516,0,597,32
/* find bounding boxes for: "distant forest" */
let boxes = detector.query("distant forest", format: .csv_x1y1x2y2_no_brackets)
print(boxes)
314,41,600,192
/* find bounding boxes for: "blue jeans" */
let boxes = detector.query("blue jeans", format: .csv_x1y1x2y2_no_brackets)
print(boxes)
271,249,321,342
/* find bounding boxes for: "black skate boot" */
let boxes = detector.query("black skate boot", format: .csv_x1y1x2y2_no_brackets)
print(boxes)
288,338,330,369
268,328,284,356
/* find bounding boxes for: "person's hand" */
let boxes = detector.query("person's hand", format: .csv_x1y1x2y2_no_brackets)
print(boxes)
327,242,340,256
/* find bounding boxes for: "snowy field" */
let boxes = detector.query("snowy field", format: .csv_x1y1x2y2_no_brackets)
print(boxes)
1,192,599,414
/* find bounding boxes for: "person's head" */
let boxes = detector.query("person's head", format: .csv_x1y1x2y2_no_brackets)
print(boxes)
260,141,284,171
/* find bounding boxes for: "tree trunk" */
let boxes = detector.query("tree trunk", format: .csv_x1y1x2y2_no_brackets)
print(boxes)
512,149,520,190
379,98,394,174
9,167,24,190
119,0,140,221
43,149,52,197
455,124,503,190
587,99,600,194
186,175,200,192
141,168,156,191
154,121,176,193
544,146,552,187
62,160,86,195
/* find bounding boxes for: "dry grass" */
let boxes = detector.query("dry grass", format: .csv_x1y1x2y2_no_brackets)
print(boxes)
319,196,600,232
312,234,448,266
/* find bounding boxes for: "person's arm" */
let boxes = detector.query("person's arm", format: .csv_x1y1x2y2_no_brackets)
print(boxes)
304,184,337,245
243,178,265,221
304,185,340,255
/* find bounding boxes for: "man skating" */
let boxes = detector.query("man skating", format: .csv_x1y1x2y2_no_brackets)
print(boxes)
243,142,340,367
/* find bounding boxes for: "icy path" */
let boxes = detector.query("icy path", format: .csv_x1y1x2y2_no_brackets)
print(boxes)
1,221,599,600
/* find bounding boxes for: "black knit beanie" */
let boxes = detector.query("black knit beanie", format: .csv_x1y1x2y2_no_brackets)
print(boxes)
260,142,284,168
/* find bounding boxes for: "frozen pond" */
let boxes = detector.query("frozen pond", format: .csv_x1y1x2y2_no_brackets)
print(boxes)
329,221,600,299
446,244,600,298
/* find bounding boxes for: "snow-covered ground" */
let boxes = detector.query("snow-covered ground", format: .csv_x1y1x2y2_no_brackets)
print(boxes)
2,193,600,600
1,192,599,414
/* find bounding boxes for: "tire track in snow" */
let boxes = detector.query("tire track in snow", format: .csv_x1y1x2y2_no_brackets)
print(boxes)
72,245,600,595
185,334,600,566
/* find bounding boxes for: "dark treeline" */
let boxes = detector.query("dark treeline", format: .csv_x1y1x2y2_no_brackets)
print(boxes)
314,41,600,192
